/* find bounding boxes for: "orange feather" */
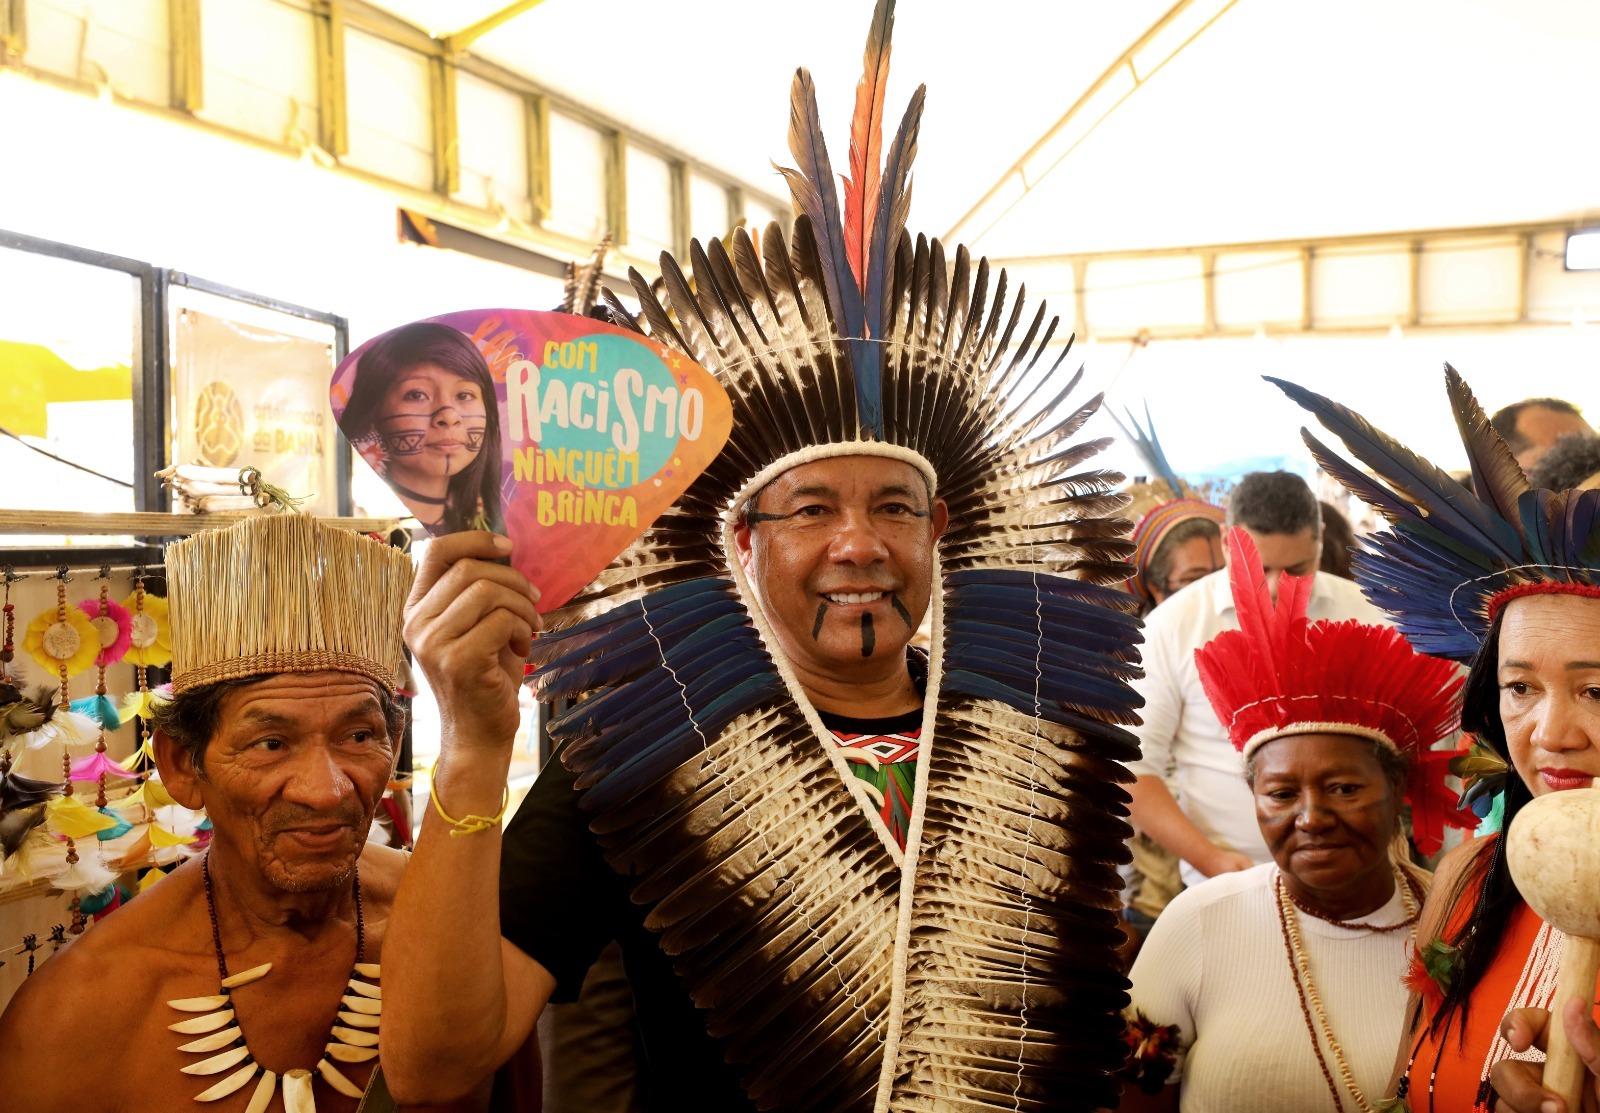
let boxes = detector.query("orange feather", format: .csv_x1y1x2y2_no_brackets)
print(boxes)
842,0,894,291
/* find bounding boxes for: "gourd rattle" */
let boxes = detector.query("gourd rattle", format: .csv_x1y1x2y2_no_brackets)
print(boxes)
1506,787,1600,1110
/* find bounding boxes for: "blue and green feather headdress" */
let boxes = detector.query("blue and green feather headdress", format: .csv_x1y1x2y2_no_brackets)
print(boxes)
1272,366,1600,662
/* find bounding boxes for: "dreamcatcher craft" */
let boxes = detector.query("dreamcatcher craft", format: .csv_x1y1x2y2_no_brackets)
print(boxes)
1,567,17,681
120,575,170,769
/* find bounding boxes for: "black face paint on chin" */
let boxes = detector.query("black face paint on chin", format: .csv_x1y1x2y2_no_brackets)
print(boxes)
860,614,875,657
890,595,915,629
812,602,828,641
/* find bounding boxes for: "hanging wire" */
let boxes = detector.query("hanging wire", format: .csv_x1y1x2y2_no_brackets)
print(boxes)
0,425,134,490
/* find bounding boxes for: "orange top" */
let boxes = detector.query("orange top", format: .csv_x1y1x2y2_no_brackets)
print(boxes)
1403,846,1600,1112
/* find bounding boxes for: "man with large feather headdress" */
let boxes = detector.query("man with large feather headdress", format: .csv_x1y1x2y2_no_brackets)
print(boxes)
383,3,1145,1110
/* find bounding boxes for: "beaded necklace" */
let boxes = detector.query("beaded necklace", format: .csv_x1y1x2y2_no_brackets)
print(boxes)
1275,870,1419,1113
166,853,381,1110
1285,880,1422,934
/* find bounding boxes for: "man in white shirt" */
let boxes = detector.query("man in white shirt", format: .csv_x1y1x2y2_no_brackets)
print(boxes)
1125,471,1386,889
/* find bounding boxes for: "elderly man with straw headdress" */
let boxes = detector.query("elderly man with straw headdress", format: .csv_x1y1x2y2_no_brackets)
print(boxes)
0,514,481,1113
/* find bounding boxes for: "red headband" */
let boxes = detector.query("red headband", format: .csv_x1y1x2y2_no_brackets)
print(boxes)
1486,580,1600,623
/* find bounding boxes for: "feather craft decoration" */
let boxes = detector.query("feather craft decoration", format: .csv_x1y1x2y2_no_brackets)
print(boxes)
525,2,1142,1108
69,694,122,731
559,234,614,317
1110,403,1187,497
1271,369,1600,661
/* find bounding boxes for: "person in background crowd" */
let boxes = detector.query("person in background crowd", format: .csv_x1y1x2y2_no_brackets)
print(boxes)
1110,408,1227,960
1135,511,1227,611
1120,499,1227,960
1489,396,1592,473
1118,531,1464,1113
1273,367,1600,1113
1527,431,1600,492
1126,471,1386,889
1113,406,1228,616
1318,500,1357,580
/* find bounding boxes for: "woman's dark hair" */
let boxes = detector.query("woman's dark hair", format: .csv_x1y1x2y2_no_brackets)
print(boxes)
343,322,505,535
1318,501,1356,580
1146,516,1222,605
1528,433,1600,491
1427,608,1529,1043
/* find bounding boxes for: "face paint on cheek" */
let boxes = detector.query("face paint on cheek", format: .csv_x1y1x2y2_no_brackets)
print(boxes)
890,595,915,629
381,430,427,456
861,614,875,658
812,602,828,641
465,426,486,450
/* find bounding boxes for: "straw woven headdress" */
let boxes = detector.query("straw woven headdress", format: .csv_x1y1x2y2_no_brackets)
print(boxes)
165,514,413,694
525,2,1144,1109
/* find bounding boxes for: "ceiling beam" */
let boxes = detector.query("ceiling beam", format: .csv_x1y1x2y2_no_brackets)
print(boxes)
443,0,549,56
989,217,1578,267
943,0,1241,248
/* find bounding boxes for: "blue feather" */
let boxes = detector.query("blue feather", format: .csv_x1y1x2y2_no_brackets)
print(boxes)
557,651,770,766
577,676,786,812
1108,403,1186,495
1268,376,1523,560
539,611,750,696
856,84,925,438
939,669,1141,760
94,807,132,840
942,643,1142,717
1520,489,1556,567
776,70,864,342
70,695,121,731
1575,490,1600,564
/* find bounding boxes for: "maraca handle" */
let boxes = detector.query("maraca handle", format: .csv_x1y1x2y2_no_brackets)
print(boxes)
1546,935,1600,1109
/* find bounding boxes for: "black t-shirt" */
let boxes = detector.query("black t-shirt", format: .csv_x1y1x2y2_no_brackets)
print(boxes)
499,705,922,1112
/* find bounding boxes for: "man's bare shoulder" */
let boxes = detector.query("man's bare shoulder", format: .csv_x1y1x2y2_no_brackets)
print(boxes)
5,862,206,1009
358,840,409,907
0,861,209,1107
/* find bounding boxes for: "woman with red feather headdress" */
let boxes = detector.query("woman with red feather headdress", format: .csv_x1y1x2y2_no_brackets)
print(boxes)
1120,529,1467,1113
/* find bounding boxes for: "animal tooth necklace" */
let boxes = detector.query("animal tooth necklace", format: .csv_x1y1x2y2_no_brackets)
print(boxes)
167,853,381,1110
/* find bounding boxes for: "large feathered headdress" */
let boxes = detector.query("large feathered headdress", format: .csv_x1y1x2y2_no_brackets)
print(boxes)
524,1,1145,1109
1196,529,1468,853
1111,405,1226,605
1269,366,1600,662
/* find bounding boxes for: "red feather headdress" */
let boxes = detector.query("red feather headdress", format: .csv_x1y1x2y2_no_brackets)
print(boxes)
1196,529,1470,853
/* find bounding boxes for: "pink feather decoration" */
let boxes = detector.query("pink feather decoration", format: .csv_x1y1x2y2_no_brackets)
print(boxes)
69,750,144,784
77,598,132,667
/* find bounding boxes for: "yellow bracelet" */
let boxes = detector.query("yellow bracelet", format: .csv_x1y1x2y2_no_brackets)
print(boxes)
431,785,510,837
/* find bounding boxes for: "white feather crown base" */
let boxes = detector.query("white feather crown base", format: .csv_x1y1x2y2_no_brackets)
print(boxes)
1241,721,1400,761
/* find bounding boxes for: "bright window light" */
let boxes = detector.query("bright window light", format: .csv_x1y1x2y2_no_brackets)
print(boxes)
1565,230,1600,270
